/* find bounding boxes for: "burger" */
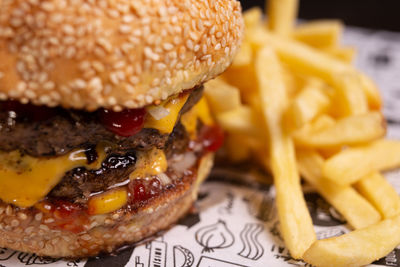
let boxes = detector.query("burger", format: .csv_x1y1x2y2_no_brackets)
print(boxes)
0,0,243,257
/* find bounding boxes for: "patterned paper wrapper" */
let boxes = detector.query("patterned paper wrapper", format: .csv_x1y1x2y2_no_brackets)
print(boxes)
1,26,400,267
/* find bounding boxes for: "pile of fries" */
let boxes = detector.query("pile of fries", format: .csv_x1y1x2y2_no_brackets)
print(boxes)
204,0,400,266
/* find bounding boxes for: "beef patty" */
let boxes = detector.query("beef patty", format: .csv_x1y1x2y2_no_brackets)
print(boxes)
0,86,203,157
49,123,190,203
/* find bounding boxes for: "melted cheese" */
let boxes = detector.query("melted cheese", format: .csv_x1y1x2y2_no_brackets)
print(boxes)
0,146,107,207
196,97,213,126
144,94,189,134
88,188,128,215
130,148,167,179
181,107,198,138
181,97,214,137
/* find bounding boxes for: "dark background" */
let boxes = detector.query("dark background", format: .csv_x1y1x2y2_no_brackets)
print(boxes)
240,0,400,32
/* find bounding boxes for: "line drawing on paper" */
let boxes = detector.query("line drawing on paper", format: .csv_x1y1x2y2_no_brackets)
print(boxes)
196,256,249,267
146,238,168,267
238,223,264,260
173,245,194,267
195,220,234,253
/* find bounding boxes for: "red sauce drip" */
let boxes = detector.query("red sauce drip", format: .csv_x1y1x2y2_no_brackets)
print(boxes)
99,108,146,137
198,125,225,152
0,100,54,121
128,178,162,203
40,200,89,233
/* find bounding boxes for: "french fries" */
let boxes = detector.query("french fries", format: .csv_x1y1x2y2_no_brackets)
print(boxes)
303,214,400,267
248,29,384,110
256,47,316,259
231,41,253,68
323,46,356,63
323,140,400,185
355,172,400,219
285,84,330,129
216,106,263,138
293,20,343,48
204,0,400,265
243,7,262,29
297,151,381,229
267,0,298,36
204,78,241,114
359,73,383,110
332,73,368,116
247,29,352,82
294,112,386,148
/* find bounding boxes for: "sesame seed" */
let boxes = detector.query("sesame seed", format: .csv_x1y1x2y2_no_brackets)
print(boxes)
62,24,75,35
25,226,34,234
43,81,55,90
163,43,173,51
186,39,194,50
74,79,87,89
39,224,50,231
81,234,92,241
10,220,19,227
129,76,139,85
118,226,127,232
5,205,12,216
119,24,131,34
144,47,160,61
35,213,43,221
17,212,28,220
38,241,45,249
44,218,55,224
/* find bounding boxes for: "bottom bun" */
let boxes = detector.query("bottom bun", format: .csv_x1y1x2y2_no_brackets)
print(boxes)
0,153,214,258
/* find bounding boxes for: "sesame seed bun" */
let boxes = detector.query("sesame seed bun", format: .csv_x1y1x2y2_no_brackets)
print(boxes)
0,153,213,258
0,0,244,111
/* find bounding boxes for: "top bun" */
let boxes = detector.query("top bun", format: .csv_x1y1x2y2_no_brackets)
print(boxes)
0,0,243,111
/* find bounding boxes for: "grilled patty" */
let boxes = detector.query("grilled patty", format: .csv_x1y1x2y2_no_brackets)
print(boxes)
0,87,203,157
49,123,190,202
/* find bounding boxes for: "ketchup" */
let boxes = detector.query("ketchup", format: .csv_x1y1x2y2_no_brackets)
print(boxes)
128,178,162,203
38,200,89,233
198,125,225,152
98,108,146,137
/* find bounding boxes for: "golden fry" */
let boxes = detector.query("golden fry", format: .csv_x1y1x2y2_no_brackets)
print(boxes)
204,78,241,114
294,112,386,148
332,73,368,117
303,214,400,267
359,72,383,110
247,29,382,110
355,172,400,219
216,106,263,138
297,151,381,229
256,46,316,259
267,0,299,36
285,85,330,129
243,7,263,29
293,20,343,48
323,140,400,185
323,46,356,63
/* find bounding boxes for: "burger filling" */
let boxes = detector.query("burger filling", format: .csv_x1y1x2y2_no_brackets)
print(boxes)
0,86,224,233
